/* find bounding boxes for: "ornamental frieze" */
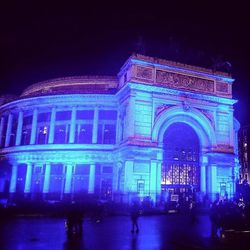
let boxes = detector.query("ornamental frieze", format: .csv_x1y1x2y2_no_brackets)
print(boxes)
156,70,214,94
155,104,173,120
136,66,153,80
213,144,234,154
216,82,228,93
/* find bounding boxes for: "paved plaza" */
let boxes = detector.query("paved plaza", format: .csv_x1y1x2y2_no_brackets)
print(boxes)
0,213,249,250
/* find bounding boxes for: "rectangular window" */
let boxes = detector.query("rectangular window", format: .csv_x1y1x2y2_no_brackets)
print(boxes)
97,124,116,144
51,164,64,175
56,111,71,121
37,125,49,144
137,180,145,193
76,110,94,120
38,112,51,123
76,124,93,144
99,110,117,120
21,115,32,145
16,164,27,193
9,115,18,147
21,128,31,145
102,166,113,174
0,116,7,148
75,164,90,175
54,124,69,144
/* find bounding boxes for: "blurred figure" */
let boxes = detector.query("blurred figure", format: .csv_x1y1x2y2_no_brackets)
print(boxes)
130,201,140,233
189,198,197,224
209,193,222,238
65,202,84,239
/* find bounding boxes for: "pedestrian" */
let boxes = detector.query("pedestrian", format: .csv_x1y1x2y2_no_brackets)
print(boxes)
189,198,197,223
66,202,84,239
130,201,140,233
209,193,222,238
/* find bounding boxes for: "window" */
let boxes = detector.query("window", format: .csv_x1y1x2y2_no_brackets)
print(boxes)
36,112,51,144
73,164,90,194
75,110,94,144
54,124,69,144
21,115,32,145
76,124,93,144
162,123,200,191
37,125,49,144
7,114,17,147
97,124,116,144
0,116,7,148
53,110,71,144
49,164,65,197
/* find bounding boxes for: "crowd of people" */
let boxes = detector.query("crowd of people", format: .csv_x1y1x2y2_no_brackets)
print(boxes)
210,192,250,239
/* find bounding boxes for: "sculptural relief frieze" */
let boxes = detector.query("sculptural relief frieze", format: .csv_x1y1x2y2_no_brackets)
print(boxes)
216,82,228,93
136,66,153,79
156,70,214,94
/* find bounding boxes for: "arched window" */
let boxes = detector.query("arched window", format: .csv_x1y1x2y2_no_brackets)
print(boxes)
162,123,200,193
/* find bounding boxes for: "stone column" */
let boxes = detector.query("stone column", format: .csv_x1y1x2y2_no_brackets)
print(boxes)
126,92,135,138
5,113,13,147
88,164,95,193
200,164,206,194
48,107,56,144
64,164,73,194
156,162,162,194
150,160,157,202
24,163,33,194
124,160,134,193
43,163,51,194
200,156,207,194
30,109,38,144
69,107,76,143
92,107,99,143
15,111,23,146
9,163,18,193
0,117,4,147
115,109,120,144
210,164,217,199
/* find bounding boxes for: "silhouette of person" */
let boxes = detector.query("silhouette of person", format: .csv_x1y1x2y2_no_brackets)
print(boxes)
130,201,140,233
210,193,222,238
66,202,84,239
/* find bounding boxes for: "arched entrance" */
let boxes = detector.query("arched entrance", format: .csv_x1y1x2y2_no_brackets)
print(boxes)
161,122,200,195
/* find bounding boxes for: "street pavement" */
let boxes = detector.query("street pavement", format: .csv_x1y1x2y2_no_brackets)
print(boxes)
0,213,249,250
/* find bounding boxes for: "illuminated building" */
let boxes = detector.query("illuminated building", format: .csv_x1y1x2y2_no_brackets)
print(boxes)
0,54,240,202
238,125,250,184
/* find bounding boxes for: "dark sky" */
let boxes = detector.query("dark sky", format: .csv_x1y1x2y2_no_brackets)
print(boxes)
0,1,250,125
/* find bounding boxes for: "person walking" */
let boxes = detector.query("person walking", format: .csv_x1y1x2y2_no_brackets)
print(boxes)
130,201,140,233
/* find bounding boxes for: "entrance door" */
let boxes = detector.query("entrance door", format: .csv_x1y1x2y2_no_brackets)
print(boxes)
162,123,200,196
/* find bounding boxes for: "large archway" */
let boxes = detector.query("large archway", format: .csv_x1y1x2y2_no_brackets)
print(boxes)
162,122,200,195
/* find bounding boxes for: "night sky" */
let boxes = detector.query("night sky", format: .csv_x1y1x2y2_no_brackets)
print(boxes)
0,1,250,125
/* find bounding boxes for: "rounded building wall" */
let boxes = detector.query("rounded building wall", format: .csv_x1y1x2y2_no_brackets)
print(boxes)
0,79,121,201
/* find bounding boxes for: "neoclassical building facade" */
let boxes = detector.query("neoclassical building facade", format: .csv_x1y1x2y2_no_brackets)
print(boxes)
0,54,240,202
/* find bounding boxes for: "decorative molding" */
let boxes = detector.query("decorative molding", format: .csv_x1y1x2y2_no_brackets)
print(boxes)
128,82,237,105
212,144,234,154
156,70,214,94
198,109,215,128
155,104,173,120
216,82,228,93
182,101,191,112
136,66,153,80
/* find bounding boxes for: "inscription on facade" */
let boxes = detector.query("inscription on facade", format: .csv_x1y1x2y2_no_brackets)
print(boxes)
156,70,214,94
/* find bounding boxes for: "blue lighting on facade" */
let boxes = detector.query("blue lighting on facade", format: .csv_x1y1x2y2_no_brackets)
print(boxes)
0,54,240,203
130,58,235,83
